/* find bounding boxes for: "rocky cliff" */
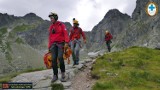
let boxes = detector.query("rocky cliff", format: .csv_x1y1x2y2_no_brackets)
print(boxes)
122,0,160,48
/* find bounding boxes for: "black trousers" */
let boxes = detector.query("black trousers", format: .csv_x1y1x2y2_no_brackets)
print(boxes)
50,43,65,76
106,40,112,52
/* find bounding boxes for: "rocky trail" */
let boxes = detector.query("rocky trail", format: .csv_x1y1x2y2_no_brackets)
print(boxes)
70,60,96,90
11,59,96,90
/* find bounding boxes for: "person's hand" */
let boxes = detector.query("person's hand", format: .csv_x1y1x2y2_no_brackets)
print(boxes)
48,46,53,53
48,49,51,53
83,39,86,43
64,43,69,48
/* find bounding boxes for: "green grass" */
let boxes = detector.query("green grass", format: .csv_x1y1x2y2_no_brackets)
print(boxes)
0,27,7,36
0,28,13,61
91,46,160,90
51,83,64,90
0,67,46,84
15,37,24,44
12,24,34,33
0,27,7,45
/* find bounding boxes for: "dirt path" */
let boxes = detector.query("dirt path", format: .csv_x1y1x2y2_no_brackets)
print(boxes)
70,61,96,90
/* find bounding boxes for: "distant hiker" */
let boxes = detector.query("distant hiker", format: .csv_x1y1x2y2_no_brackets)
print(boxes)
105,30,113,52
48,12,69,82
70,18,86,65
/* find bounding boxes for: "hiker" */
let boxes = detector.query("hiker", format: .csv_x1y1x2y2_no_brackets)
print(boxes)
105,30,113,52
70,18,86,65
48,12,69,82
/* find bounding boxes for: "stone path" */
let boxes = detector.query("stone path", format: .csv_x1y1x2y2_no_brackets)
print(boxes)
70,60,96,90
11,59,93,90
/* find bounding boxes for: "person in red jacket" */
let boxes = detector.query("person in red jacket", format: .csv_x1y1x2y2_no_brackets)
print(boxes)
48,12,69,82
105,30,113,52
70,18,86,65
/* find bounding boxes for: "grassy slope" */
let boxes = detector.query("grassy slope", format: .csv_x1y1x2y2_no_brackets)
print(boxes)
12,24,35,33
92,46,160,90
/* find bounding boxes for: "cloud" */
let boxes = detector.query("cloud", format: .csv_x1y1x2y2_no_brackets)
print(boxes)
0,0,136,31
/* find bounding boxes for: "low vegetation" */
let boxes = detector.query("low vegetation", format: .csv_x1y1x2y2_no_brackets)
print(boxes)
12,24,34,33
0,27,7,36
92,46,160,90
51,83,64,90
15,37,24,44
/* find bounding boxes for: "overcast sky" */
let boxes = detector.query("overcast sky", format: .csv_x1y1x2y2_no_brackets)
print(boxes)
0,0,136,31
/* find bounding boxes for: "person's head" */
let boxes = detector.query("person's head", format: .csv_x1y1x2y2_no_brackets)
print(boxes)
106,30,109,34
73,18,79,27
48,12,58,23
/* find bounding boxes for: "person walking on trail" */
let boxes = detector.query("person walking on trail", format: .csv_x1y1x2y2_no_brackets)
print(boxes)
48,12,69,82
70,18,86,66
105,30,113,52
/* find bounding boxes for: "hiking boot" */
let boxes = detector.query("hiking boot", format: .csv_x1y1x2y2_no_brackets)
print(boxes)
76,60,79,65
60,72,67,82
51,75,58,83
75,62,79,65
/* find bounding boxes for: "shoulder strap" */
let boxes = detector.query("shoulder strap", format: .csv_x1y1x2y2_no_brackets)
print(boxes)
58,21,62,26
78,27,82,33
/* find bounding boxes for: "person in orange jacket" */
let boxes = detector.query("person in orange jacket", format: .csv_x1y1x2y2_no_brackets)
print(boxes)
70,18,86,65
105,30,113,52
48,12,69,82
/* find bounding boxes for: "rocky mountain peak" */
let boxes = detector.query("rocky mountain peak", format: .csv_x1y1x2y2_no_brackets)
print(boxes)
104,9,130,19
24,13,37,17
0,13,18,27
88,9,131,47
23,12,43,20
